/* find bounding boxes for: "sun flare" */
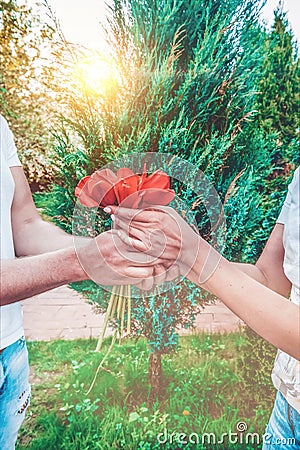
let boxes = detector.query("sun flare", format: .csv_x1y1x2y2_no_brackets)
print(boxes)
74,51,120,96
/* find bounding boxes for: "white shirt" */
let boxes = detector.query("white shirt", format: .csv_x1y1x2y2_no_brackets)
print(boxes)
272,166,300,412
0,115,24,349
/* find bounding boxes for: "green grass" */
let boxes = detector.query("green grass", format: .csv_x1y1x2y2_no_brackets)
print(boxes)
16,331,276,449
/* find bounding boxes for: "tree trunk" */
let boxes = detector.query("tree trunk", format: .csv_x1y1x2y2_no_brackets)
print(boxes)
148,350,162,404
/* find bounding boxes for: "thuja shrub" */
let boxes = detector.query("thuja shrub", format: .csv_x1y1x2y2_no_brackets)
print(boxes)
36,0,298,400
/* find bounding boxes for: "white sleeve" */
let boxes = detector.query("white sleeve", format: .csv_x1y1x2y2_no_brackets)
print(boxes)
0,115,22,167
276,167,300,225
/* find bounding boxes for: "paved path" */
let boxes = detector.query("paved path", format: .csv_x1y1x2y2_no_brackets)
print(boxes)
22,285,243,341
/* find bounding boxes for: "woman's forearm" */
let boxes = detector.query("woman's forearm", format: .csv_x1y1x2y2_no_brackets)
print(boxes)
231,262,267,285
188,241,299,360
231,262,291,297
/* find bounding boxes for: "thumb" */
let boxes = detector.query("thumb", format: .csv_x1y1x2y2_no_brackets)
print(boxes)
123,266,153,279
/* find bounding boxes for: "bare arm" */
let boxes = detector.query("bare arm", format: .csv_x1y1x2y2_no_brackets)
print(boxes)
0,247,85,305
188,241,299,360
0,167,156,305
10,167,74,256
231,224,291,297
112,206,298,360
0,166,87,305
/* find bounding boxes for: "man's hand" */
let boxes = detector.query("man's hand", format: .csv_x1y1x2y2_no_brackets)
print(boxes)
1,229,159,305
76,230,158,288
3,166,179,305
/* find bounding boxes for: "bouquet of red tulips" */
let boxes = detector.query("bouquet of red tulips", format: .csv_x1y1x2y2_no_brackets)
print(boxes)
75,166,175,352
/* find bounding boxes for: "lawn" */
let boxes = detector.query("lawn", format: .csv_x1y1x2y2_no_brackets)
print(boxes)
16,331,276,449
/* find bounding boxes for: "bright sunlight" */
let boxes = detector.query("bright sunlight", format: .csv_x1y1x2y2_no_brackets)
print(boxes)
74,51,120,97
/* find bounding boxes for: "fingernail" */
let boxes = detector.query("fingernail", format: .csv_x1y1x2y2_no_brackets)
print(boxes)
103,207,111,213
111,214,115,221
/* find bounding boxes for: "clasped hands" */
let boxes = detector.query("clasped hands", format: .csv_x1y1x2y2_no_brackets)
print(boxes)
96,205,202,289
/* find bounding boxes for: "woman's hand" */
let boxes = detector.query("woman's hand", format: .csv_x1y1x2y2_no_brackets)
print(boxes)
106,205,202,278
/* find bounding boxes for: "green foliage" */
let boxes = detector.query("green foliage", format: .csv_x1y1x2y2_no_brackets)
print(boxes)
239,327,277,415
17,334,271,450
34,0,299,385
0,0,59,187
101,0,265,164
34,186,75,233
255,8,300,141
223,131,297,262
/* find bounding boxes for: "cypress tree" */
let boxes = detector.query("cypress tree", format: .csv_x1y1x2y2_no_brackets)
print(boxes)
36,0,299,401
255,8,300,141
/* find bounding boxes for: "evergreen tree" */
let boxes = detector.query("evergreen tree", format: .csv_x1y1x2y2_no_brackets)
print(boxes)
36,0,277,401
0,0,59,188
255,8,300,141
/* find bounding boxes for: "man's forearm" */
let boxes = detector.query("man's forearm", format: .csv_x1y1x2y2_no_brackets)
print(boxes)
13,217,76,257
0,247,85,306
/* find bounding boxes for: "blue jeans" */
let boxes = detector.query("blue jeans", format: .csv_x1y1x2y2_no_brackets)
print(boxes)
263,391,300,449
0,337,30,450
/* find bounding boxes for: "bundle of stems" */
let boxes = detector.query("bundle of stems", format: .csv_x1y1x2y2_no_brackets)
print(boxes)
86,285,132,394
95,284,131,352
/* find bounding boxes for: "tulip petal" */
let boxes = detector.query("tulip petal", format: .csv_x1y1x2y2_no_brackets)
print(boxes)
89,169,119,206
114,175,140,203
141,170,171,190
119,191,145,209
75,175,91,192
101,187,118,206
92,168,118,185
117,168,135,179
76,187,99,207
75,168,174,209
90,180,118,206
139,188,175,207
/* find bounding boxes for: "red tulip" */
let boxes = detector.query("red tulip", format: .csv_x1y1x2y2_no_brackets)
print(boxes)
74,176,99,207
88,169,118,206
75,166,175,208
141,169,171,190
114,168,140,204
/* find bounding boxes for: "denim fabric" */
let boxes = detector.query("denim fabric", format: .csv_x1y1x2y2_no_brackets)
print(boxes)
263,391,300,449
0,337,30,450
